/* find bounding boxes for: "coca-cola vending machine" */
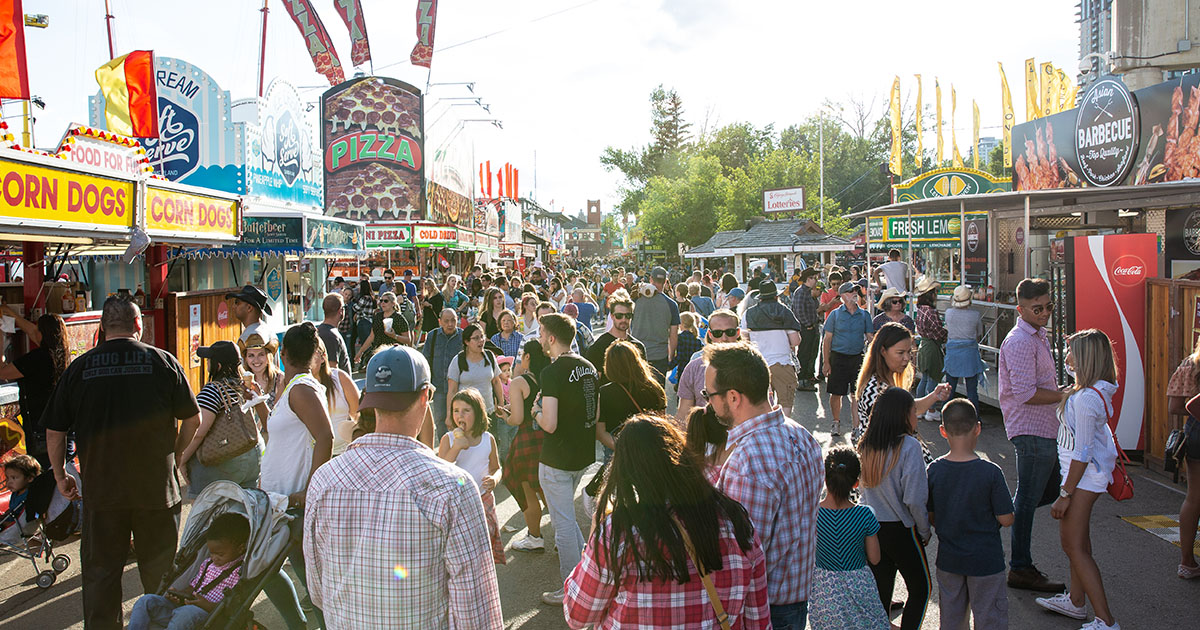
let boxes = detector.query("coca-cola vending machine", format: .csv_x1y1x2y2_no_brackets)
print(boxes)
1065,233,1159,449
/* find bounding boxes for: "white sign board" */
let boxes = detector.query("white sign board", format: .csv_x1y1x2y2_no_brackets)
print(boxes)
763,186,806,214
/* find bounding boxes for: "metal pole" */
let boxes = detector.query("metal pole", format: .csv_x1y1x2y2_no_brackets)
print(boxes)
21,100,30,147
257,0,270,97
959,200,966,284
104,0,116,59
905,207,912,317
1023,195,1031,277
819,115,824,227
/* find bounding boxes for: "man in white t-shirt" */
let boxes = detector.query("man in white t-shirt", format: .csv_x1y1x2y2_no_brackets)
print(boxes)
872,248,910,292
742,280,802,416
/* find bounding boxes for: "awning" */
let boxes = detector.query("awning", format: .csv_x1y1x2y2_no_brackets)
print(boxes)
183,209,366,259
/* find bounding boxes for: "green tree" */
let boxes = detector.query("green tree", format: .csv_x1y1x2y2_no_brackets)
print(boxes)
600,214,622,247
600,85,692,220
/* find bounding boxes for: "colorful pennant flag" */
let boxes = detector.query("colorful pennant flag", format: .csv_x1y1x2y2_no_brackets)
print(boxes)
951,85,963,168
332,0,371,67
972,100,980,170
0,0,29,99
411,0,439,69
1025,58,1040,121
1000,62,1015,168
888,76,902,177
1060,68,1079,111
914,74,923,169
95,51,159,138
1041,62,1056,117
935,79,944,164
282,0,345,86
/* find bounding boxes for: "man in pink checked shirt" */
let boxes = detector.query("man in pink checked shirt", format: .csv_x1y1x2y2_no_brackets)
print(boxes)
303,346,503,629
704,341,823,630
998,278,1068,593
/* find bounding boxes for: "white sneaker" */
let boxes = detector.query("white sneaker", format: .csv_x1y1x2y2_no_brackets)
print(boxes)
511,535,545,551
924,410,942,422
1081,618,1120,630
1035,593,1088,620
541,587,565,605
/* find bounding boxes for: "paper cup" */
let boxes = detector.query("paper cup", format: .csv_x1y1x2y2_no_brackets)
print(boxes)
0,316,14,333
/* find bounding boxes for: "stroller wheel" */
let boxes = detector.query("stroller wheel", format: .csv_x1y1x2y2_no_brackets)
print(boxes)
36,570,56,589
52,555,70,573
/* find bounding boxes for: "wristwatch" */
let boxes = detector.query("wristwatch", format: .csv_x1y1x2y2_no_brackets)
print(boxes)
1059,487,1073,499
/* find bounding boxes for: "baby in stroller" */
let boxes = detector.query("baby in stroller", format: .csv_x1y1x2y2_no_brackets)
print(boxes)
0,453,77,588
129,512,249,630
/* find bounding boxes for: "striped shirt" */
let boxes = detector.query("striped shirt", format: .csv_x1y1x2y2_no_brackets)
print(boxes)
815,504,880,571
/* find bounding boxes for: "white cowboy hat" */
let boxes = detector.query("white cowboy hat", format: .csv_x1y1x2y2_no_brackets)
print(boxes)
876,287,907,310
952,284,973,308
914,275,941,296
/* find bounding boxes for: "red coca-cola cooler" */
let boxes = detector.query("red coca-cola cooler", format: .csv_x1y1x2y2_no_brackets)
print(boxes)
1064,233,1159,449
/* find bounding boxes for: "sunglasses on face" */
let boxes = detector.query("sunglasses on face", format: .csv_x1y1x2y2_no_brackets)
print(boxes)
1025,302,1054,315
701,388,729,401
612,312,633,320
709,327,738,338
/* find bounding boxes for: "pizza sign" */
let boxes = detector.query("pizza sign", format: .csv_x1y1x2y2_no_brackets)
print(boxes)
321,76,425,222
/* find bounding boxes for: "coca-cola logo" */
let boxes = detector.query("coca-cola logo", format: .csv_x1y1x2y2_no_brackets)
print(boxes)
1111,254,1147,287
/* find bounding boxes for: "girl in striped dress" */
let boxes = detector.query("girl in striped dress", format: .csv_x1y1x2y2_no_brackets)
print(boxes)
810,446,891,630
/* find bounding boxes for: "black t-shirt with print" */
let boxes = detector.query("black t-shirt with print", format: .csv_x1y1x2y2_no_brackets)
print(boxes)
539,353,598,471
42,338,200,510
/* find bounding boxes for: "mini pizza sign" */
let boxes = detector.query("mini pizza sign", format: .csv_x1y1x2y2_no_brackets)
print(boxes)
321,76,425,222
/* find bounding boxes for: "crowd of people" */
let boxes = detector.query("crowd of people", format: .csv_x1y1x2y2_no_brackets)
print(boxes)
0,252,1195,630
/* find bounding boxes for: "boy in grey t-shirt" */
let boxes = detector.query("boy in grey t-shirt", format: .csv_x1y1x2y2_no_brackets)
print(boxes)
927,399,1015,630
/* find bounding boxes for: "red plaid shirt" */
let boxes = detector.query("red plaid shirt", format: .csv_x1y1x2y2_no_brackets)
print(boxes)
914,304,947,343
716,407,822,605
564,516,771,629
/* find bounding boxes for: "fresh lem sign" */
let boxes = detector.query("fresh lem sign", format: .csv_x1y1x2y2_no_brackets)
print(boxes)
88,57,245,194
1075,77,1139,187
763,186,805,213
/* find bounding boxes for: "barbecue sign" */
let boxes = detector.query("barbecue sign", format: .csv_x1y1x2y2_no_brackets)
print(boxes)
1075,78,1139,187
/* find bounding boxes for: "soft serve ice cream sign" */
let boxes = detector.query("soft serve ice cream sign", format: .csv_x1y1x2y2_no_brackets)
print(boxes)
245,79,322,207
88,57,245,194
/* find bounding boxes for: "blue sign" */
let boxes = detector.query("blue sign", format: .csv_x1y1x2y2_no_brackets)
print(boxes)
265,267,283,302
88,57,245,194
244,79,322,207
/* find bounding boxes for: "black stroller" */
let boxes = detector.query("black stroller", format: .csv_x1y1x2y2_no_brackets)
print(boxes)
155,481,298,629
0,467,80,589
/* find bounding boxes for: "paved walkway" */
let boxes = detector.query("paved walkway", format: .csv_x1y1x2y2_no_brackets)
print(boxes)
3,383,1196,628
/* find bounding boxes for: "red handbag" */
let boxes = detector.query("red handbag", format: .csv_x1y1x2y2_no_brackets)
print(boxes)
1089,386,1134,502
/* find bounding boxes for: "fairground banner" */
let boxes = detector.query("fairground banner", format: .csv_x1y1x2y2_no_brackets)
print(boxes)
333,0,371,67
411,0,438,68
321,76,424,222
282,0,345,86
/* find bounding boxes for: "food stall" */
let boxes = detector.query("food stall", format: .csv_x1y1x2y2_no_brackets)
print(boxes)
686,219,854,285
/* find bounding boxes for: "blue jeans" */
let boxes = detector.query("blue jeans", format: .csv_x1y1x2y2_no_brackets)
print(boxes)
490,412,517,463
539,463,587,581
915,373,942,411
354,319,373,354
945,375,979,413
129,594,209,630
263,509,323,629
431,387,449,440
1010,435,1060,571
770,600,808,630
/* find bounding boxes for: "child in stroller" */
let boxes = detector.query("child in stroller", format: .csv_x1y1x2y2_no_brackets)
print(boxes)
129,513,249,630
0,453,78,588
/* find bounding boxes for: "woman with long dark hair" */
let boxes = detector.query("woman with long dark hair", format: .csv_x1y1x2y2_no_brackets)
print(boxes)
179,341,262,497
596,341,667,452
480,287,506,339
504,339,550,551
684,405,728,484
853,322,949,443
350,276,378,357
857,387,932,630
0,311,70,470
912,278,946,422
564,416,770,629
444,323,508,459
420,278,444,335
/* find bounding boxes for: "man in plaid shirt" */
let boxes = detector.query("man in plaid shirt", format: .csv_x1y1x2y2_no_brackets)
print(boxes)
790,268,821,392
706,342,823,630
304,346,503,629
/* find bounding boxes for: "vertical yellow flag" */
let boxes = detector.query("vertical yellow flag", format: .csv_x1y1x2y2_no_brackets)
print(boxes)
936,79,944,164
1040,62,1055,117
889,76,902,177
1000,62,1015,168
951,85,963,168
972,100,981,170
1056,68,1071,111
1025,58,1040,121
914,74,923,169
1061,72,1079,110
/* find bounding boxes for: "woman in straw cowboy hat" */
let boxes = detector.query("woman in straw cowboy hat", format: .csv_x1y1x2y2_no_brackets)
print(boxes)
943,285,986,412
872,287,915,333
912,276,948,422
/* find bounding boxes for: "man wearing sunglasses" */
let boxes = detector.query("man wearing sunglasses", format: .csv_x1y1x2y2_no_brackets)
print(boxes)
998,277,1068,593
586,296,645,386
674,309,741,426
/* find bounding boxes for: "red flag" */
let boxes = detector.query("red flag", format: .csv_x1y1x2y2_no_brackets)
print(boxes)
332,0,371,67
410,0,438,69
486,160,492,197
496,170,503,201
478,163,484,196
282,0,345,86
95,51,159,138
514,168,519,200
0,0,29,99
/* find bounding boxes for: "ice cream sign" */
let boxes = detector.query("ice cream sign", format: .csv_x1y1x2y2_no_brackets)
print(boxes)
245,80,322,207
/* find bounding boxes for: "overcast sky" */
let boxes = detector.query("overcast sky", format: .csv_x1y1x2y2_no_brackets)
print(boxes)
14,0,1078,219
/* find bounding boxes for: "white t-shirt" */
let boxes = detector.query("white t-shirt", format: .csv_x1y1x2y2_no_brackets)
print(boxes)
447,353,502,412
454,432,495,492
261,374,327,496
878,260,909,291
240,320,275,346
748,329,795,367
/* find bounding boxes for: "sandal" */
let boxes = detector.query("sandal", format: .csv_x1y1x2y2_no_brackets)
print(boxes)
1179,563,1200,579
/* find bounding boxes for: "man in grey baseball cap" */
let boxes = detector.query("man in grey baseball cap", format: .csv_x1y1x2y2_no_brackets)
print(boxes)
303,344,503,628
631,266,680,384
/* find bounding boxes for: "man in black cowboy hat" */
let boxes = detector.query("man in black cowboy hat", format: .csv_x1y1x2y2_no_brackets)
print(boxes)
744,278,803,416
225,285,275,352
